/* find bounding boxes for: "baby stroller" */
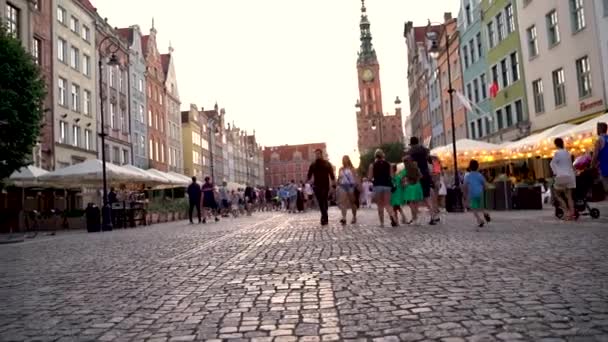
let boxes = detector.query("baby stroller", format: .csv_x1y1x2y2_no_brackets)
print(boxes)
554,167,600,220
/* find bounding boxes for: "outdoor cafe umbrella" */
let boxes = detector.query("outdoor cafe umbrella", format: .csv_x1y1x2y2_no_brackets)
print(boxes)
122,165,169,186
38,159,147,187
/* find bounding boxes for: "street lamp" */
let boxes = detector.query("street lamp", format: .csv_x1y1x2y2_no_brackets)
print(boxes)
98,36,122,231
426,20,463,212
207,117,220,181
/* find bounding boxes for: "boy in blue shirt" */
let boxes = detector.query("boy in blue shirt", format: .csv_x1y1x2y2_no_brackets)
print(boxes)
463,160,491,227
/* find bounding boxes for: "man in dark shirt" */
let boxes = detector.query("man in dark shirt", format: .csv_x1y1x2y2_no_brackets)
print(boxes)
408,137,439,224
187,177,201,224
201,177,219,223
307,149,336,225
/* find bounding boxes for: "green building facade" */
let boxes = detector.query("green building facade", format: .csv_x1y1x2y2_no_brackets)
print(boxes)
481,0,530,142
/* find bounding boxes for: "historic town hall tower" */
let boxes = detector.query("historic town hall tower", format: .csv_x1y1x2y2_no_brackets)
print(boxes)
355,0,403,153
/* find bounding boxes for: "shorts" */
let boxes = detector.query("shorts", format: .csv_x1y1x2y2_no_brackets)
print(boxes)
339,184,355,193
554,175,576,190
373,186,392,194
420,174,432,198
203,198,218,209
469,197,482,210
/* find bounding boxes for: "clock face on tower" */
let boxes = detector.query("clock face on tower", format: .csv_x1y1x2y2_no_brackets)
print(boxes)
362,68,374,82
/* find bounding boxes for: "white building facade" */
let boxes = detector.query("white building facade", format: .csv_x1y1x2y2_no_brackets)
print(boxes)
517,0,607,132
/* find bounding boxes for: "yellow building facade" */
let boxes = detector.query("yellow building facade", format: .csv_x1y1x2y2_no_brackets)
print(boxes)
181,105,204,179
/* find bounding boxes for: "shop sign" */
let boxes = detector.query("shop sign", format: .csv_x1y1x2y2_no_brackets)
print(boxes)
580,99,604,112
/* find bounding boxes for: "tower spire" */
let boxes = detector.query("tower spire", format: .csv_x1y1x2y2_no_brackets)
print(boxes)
357,0,377,65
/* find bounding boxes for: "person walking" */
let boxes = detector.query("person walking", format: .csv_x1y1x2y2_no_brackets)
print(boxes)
551,138,577,220
592,122,608,194
337,155,358,225
390,164,407,224
187,177,202,224
463,160,492,227
408,137,439,224
402,156,424,224
368,149,398,227
307,148,336,226
201,177,220,223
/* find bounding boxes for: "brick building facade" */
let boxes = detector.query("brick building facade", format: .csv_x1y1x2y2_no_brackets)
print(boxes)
263,143,327,188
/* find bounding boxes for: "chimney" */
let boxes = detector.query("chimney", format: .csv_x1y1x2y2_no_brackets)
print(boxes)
443,12,452,22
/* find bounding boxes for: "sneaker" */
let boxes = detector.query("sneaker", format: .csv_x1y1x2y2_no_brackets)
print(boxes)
340,219,346,225
478,221,485,228
351,217,357,224
202,218,206,224
483,213,491,222
215,217,220,222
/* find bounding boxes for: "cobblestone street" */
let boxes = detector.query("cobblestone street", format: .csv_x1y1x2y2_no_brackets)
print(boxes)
1,207,607,342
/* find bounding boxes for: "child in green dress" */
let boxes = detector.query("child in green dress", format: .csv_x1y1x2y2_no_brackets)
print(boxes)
391,164,408,224
403,156,424,224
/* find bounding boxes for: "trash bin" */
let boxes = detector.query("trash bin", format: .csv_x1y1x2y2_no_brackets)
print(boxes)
85,203,101,233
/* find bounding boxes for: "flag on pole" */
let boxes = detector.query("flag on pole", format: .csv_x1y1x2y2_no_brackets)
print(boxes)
455,91,473,112
490,81,499,98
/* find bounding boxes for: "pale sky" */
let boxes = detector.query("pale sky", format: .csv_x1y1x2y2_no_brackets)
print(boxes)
95,0,460,165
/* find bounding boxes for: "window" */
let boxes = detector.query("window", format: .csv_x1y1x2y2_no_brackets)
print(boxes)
57,37,67,62
84,129,91,150
148,110,152,127
113,147,120,164
161,144,165,163
81,25,90,42
527,26,539,58
33,0,39,10
122,149,129,165
60,121,68,143
103,144,110,162
532,79,545,114
140,136,145,155
477,118,483,137
110,103,116,128
109,67,116,88
138,79,144,93
139,105,145,123
487,21,496,48
473,79,480,103
485,117,492,134
604,0,608,17
515,100,524,123
121,108,127,132
505,4,515,34
552,68,566,106
496,109,504,130
476,33,482,58
466,83,473,102
469,40,476,64
83,90,91,115
71,84,80,112
576,56,592,98
505,104,514,127
154,114,158,129
32,38,41,65
58,77,67,106
6,4,20,38
57,6,66,25
470,122,476,139
70,46,79,69
480,73,488,99
510,52,519,82
500,58,509,88
149,139,154,159
70,16,79,33
496,13,505,41
465,4,472,25
546,10,560,46
463,45,470,69
120,70,125,92
72,125,80,147
570,0,586,32
82,54,90,76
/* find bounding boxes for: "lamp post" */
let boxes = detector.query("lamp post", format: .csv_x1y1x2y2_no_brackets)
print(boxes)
98,35,122,231
426,20,463,212
207,117,216,181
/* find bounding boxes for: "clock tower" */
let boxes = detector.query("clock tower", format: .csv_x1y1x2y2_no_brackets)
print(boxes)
355,0,403,153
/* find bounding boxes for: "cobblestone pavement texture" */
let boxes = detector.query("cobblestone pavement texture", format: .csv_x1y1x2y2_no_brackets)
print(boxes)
1,206,608,342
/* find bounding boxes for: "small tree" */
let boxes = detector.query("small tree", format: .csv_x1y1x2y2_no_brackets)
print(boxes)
357,142,405,176
0,25,46,180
